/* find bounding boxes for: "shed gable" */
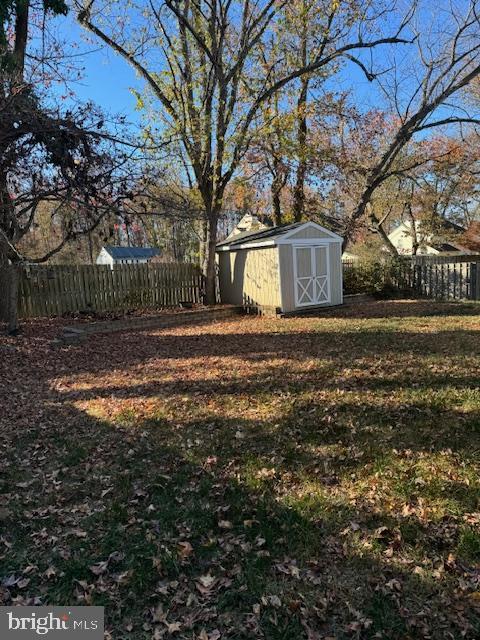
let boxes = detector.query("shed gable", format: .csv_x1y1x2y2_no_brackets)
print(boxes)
278,222,342,243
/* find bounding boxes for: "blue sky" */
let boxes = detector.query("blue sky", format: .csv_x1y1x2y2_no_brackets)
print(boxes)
51,2,473,139
54,7,385,126
55,12,142,120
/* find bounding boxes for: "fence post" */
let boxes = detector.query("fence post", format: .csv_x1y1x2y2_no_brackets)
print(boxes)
7,264,20,334
470,263,480,301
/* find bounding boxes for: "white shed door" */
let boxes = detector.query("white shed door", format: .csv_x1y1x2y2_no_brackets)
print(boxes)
293,245,330,307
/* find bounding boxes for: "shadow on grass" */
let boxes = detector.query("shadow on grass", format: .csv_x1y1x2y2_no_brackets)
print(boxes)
3,396,479,640
2,301,480,638
55,326,480,388
316,299,480,320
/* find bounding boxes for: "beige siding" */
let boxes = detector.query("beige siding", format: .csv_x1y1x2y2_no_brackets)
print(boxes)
217,247,281,308
278,245,295,312
286,226,336,240
329,242,343,306
279,241,343,313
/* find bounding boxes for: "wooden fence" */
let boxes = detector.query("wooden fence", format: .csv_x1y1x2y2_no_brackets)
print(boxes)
410,253,480,265
393,259,480,301
0,262,204,320
343,257,480,302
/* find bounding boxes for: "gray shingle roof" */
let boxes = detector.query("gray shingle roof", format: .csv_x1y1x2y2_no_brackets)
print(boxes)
216,223,304,248
216,219,343,249
429,242,463,253
103,245,160,260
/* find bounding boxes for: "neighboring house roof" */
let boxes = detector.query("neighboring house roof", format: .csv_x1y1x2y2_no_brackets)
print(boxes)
388,219,470,254
439,219,466,233
225,214,268,240
102,246,160,260
429,242,465,253
390,219,465,236
216,221,343,250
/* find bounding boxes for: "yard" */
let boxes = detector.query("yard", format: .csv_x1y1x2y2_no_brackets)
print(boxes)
1,299,480,639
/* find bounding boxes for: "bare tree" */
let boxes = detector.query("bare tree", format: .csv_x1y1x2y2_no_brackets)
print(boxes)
343,0,480,250
0,1,152,333
0,1,148,265
77,0,412,303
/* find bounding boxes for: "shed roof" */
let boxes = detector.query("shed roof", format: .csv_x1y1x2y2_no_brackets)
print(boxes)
102,245,160,260
216,222,302,248
216,221,342,250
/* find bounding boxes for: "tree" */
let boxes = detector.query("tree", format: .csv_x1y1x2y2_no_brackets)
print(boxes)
77,0,412,303
342,0,480,250
0,0,146,332
283,0,342,222
0,1,143,266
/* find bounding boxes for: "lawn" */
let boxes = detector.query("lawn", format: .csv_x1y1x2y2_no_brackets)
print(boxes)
1,299,480,639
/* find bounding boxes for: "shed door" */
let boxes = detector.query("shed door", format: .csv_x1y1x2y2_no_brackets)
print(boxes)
293,245,330,307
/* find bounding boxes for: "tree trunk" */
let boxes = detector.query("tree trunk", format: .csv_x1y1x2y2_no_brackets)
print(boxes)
272,185,282,227
203,212,218,305
199,217,208,271
406,204,419,255
367,204,399,257
13,0,30,77
271,158,283,226
376,224,399,257
0,171,15,249
292,81,308,222
292,28,309,223
87,231,94,264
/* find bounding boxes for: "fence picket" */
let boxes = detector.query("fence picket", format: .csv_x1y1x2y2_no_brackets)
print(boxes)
342,256,480,303
0,262,204,319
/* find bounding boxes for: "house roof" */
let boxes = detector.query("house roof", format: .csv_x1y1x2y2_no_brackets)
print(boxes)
102,245,160,260
216,220,343,249
440,219,465,233
429,242,464,253
392,218,466,236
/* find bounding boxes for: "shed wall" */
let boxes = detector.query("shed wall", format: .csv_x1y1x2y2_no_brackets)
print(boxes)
279,241,343,312
217,246,281,308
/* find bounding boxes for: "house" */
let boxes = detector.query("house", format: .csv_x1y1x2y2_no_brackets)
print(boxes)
387,219,470,255
216,221,343,314
225,213,268,241
96,245,161,268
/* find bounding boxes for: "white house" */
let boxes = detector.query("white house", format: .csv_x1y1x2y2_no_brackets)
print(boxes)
96,245,161,268
387,220,469,255
225,214,268,241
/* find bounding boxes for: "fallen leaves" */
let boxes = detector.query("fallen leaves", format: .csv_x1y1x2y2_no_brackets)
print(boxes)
43,566,56,579
197,629,221,640
89,551,125,576
177,541,194,559
262,594,282,608
195,574,217,597
1,303,480,638
89,560,109,576
65,528,87,538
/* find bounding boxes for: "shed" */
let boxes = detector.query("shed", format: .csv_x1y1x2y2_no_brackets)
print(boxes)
216,221,343,314
96,245,161,268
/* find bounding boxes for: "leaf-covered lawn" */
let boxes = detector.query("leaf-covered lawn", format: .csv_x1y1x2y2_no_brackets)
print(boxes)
1,299,480,639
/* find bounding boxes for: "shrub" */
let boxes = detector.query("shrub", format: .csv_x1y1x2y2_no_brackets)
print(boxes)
343,259,405,296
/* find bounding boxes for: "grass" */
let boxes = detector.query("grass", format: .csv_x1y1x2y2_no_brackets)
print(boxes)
1,299,480,639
